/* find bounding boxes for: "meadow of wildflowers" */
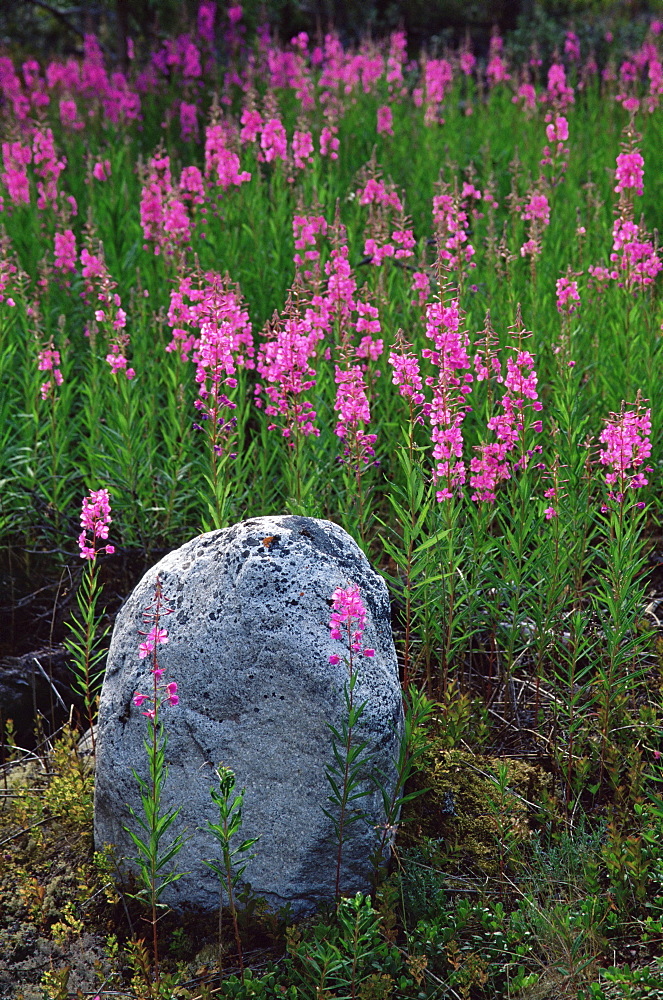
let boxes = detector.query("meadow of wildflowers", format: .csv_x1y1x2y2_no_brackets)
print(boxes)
1,4,663,997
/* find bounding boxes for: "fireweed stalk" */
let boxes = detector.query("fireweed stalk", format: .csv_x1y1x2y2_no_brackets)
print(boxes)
471,312,545,719
35,317,72,524
324,583,377,901
255,293,321,506
125,576,186,991
593,396,653,790
384,331,431,690
169,271,254,529
64,488,115,753
422,284,473,697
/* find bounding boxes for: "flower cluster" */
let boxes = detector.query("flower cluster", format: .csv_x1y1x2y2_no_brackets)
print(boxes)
139,152,195,256
81,241,134,378
333,363,378,468
422,297,473,501
54,229,76,272
132,577,178,719
78,488,115,560
486,34,510,88
37,343,64,400
388,333,425,408
328,583,375,663
293,213,327,279
255,308,321,442
615,150,644,197
32,128,66,210
541,113,569,183
598,400,652,505
470,339,543,502
92,159,111,182
610,218,662,288
555,275,580,315
520,191,551,260
377,104,394,135
1,140,31,205
205,121,251,188
432,188,476,273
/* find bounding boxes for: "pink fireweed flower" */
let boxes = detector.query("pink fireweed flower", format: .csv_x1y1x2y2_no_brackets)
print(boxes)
133,575,177,715
363,238,395,266
614,150,645,197
521,191,551,260
377,105,394,135
486,34,510,88
255,303,321,442
556,275,580,314
205,123,251,188
38,344,64,400
541,113,569,179
139,152,193,256
460,48,476,76
92,159,111,182
432,188,476,272
1,141,32,205
542,477,562,523
197,0,216,43
388,334,425,407
610,217,662,289
564,31,581,62
78,488,114,560
239,107,262,144
598,398,652,503
59,98,84,131
357,177,402,211
470,336,543,502
320,125,340,160
138,625,170,659
422,297,472,501
179,164,205,206
171,272,254,456
514,81,537,111
81,240,131,349
411,270,431,307
54,229,76,272
392,229,415,259
32,128,66,210
333,364,377,467
180,100,199,140
260,117,287,163
292,129,314,169
522,193,550,226
292,213,327,278
546,62,574,106
328,582,373,657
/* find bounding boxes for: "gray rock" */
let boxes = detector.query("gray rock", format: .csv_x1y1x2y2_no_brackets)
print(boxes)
94,516,403,916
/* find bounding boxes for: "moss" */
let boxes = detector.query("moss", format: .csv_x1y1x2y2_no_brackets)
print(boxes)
399,747,554,875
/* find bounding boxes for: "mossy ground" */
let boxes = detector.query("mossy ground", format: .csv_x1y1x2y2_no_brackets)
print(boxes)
2,713,663,1000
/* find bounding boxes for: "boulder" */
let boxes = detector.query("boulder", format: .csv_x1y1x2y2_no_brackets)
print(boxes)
94,516,403,916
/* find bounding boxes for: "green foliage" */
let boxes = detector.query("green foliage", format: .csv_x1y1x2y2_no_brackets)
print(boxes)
124,714,187,913
286,892,403,1000
204,764,260,975
63,559,110,747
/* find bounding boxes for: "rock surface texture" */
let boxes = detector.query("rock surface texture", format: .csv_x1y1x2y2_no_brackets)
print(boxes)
94,516,403,916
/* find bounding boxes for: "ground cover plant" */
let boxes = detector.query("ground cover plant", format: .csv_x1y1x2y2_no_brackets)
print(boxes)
1,3,663,997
